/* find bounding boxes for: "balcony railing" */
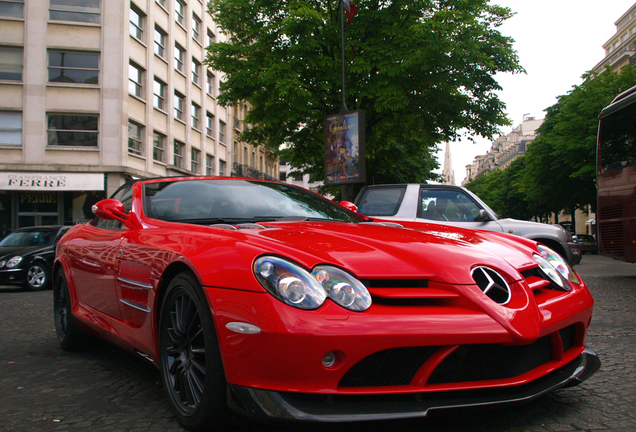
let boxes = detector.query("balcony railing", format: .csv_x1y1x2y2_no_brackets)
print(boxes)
232,162,278,181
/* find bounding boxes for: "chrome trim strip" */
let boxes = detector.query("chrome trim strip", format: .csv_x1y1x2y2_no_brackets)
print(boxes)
117,277,153,290
119,299,151,313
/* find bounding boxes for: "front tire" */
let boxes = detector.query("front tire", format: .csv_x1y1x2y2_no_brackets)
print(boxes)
53,269,85,350
24,262,49,290
159,272,230,431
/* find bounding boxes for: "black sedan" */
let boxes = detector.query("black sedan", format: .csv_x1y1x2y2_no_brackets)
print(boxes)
0,226,71,290
577,234,598,254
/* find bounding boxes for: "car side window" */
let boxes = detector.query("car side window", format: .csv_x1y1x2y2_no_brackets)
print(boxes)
357,187,406,216
94,185,133,229
418,189,482,222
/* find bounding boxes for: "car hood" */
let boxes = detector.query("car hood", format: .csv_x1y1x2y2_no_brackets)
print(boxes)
237,221,538,285
0,246,50,260
496,218,569,239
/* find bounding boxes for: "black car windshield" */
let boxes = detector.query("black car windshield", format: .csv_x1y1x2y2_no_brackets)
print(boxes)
0,229,56,247
143,179,360,224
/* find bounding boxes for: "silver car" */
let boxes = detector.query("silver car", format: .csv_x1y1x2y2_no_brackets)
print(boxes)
354,184,581,265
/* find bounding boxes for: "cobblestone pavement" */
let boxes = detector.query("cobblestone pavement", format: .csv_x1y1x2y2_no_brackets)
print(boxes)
1,254,634,432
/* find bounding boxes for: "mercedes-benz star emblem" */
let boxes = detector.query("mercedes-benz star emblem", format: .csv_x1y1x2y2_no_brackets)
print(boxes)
470,266,511,305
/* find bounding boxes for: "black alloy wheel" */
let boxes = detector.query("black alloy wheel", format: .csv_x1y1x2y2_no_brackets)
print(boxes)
53,269,84,350
159,272,229,431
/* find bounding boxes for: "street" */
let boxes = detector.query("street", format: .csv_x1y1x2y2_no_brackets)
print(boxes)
0,254,634,432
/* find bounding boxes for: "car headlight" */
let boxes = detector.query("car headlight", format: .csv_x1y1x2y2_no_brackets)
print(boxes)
253,256,372,312
312,265,371,311
533,245,580,290
0,260,5,268
254,256,327,310
6,256,22,268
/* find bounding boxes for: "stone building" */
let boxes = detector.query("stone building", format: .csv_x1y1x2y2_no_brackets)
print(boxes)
0,0,277,230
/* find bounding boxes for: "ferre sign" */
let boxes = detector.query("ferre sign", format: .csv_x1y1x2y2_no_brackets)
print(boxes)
0,172,104,191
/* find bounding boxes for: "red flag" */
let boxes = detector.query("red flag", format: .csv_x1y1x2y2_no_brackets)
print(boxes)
342,0,357,24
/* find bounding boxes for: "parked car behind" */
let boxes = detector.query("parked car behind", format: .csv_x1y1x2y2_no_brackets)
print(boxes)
354,184,582,265
577,234,598,254
0,225,71,290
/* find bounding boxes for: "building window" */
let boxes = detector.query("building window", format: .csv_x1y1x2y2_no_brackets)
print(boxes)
207,29,216,47
174,140,184,168
0,47,22,81
206,70,215,96
175,0,185,26
153,77,166,110
206,112,214,137
129,4,144,40
219,120,226,144
128,62,143,97
128,120,143,155
206,154,214,175
174,92,184,120
192,14,202,43
219,159,226,176
153,132,165,162
47,114,98,147
191,147,200,173
156,0,166,6
0,0,24,18
48,51,99,84
191,103,200,129
174,43,184,72
0,111,22,146
154,26,167,58
49,0,100,24
192,58,200,85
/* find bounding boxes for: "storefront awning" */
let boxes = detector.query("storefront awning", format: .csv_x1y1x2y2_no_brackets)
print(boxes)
0,172,104,191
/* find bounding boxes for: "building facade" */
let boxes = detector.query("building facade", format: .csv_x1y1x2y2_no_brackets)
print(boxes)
592,2,636,73
0,0,277,231
462,117,542,185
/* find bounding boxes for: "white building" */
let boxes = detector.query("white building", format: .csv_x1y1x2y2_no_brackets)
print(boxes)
0,0,277,230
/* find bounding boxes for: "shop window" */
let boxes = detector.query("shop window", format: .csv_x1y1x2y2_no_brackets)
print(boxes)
48,50,99,85
47,114,98,147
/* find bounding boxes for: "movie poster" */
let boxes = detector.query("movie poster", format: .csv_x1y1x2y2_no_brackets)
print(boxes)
324,110,365,185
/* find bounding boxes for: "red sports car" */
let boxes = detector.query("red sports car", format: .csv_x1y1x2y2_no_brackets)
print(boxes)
53,177,600,431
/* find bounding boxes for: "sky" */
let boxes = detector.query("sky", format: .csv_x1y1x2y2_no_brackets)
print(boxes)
436,0,636,185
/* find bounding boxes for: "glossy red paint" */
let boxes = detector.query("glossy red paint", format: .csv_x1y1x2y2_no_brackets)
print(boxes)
53,177,599,427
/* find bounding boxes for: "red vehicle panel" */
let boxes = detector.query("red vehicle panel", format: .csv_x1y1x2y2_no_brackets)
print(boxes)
53,177,599,430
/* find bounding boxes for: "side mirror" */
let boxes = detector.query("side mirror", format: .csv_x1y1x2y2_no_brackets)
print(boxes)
339,201,358,213
478,209,492,222
93,199,139,228
339,201,373,222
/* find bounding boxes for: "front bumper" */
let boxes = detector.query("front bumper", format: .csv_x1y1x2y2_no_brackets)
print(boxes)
0,268,26,286
565,241,582,265
227,347,600,423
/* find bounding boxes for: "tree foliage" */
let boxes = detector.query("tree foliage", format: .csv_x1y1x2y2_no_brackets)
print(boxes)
206,0,522,187
466,66,636,220
522,66,636,215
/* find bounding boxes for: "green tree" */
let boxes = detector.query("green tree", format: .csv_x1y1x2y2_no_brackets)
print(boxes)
522,66,636,217
465,156,535,220
206,0,523,190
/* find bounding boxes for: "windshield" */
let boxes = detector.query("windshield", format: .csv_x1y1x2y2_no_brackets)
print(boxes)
0,229,57,247
143,179,360,224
